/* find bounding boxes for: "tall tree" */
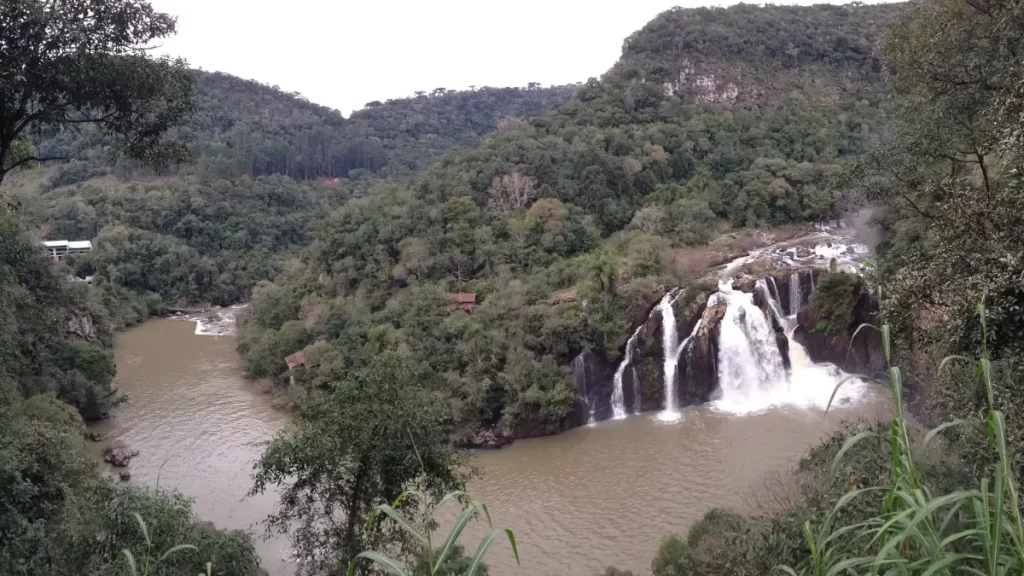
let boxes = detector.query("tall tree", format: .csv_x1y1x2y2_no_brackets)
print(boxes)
0,0,196,187
251,352,467,576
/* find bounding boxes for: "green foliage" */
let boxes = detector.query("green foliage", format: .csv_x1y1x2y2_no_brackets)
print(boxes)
36,72,573,183
775,304,1024,575
1,0,196,187
251,352,468,575
807,271,860,339
350,491,518,576
0,396,262,576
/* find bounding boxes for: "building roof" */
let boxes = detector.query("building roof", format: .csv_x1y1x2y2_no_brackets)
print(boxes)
43,240,92,249
285,350,306,369
449,293,477,304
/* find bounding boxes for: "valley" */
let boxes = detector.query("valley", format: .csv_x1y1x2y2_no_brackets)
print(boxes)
4,1,1024,575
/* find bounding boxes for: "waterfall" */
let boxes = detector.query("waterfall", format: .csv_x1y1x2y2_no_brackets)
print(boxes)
571,353,595,425
713,284,788,413
631,364,642,415
756,278,784,324
658,289,683,420
610,325,644,419
789,271,801,316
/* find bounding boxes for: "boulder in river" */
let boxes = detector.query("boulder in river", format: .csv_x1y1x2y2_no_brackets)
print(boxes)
103,444,139,467
119,471,131,482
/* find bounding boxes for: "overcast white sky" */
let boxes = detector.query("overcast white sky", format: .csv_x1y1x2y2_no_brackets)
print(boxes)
149,0,893,117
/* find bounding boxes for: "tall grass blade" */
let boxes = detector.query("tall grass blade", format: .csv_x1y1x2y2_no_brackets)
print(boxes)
120,550,139,576
922,420,965,451
434,503,483,569
824,373,876,416
351,551,409,576
830,430,879,474
366,505,427,545
131,512,151,546
425,491,469,522
157,544,198,563
466,528,519,576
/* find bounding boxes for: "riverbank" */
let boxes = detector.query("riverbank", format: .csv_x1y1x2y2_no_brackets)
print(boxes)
87,319,294,575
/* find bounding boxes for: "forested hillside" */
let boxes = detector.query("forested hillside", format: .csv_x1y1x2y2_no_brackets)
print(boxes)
237,2,902,447
33,72,574,183
11,72,572,326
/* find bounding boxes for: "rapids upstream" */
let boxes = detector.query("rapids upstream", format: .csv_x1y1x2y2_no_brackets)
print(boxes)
88,228,890,576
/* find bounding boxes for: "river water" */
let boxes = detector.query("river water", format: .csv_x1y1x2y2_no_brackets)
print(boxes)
92,307,889,576
88,318,295,576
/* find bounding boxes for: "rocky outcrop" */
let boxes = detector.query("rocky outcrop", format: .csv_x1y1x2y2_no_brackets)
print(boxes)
570,349,618,426
67,315,98,340
793,281,885,378
103,444,139,467
457,427,513,450
678,296,726,404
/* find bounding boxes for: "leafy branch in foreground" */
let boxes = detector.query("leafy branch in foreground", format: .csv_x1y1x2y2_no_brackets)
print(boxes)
776,298,1024,575
349,490,520,576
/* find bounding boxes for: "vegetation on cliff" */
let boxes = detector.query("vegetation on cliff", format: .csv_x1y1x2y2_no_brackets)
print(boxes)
236,2,901,443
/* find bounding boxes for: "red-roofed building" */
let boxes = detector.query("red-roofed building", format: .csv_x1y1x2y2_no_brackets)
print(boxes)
449,293,478,312
285,350,306,369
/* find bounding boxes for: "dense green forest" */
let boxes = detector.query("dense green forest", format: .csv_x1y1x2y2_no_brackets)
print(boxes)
31,71,574,183
7,69,572,326
236,2,901,444
9,0,1024,575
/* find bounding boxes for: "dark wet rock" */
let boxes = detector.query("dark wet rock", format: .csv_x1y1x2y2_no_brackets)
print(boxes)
103,444,139,467
731,275,757,293
119,471,131,482
679,297,727,404
793,280,885,378
795,246,813,259
569,348,617,427
87,431,104,442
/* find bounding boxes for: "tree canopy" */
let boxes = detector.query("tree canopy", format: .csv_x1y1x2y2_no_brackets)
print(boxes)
0,0,196,187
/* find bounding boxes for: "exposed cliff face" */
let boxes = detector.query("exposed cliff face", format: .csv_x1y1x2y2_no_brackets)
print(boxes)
792,278,885,378
679,296,726,404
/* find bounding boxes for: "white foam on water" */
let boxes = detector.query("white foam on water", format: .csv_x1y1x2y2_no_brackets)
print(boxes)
175,305,247,337
709,281,869,416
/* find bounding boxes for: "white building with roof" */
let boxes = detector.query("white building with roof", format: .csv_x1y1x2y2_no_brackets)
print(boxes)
43,240,93,261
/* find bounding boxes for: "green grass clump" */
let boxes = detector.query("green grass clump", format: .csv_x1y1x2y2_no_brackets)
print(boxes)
776,299,1024,575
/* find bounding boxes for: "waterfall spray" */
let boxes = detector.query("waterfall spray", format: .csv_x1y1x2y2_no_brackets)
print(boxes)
657,289,683,421
571,353,595,425
610,325,644,419
789,271,801,316
756,278,784,324
714,283,788,413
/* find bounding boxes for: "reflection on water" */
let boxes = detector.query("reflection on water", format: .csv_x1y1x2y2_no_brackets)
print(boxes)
88,319,293,575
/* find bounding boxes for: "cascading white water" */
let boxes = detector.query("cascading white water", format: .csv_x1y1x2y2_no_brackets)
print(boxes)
610,325,644,419
709,279,870,415
571,353,595,425
756,278,785,325
713,282,788,413
631,363,642,414
789,271,801,317
658,289,683,421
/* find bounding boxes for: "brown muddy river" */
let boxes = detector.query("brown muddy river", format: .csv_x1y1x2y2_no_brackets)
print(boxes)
91,314,889,576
